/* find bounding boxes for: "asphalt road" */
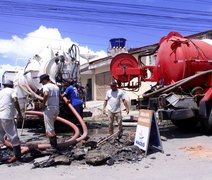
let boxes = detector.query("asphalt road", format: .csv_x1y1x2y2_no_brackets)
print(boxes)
1,122,212,180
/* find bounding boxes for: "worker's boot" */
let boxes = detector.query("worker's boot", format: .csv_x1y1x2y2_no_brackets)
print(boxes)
109,124,114,135
13,145,22,161
118,123,123,138
48,136,58,153
0,151,4,162
118,129,123,139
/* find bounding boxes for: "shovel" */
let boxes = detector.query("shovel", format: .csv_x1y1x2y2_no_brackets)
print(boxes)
84,131,120,149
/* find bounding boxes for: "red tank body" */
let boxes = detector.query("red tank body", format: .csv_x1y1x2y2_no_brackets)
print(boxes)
156,32,212,86
110,32,212,88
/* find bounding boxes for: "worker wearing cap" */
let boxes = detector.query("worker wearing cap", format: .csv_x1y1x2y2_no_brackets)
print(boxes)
39,74,60,152
0,80,23,162
103,80,129,136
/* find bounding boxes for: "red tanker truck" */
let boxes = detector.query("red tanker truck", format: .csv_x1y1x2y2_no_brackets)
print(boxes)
110,32,212,131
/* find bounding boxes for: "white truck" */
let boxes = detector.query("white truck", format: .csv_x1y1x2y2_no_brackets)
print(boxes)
2,44,82,125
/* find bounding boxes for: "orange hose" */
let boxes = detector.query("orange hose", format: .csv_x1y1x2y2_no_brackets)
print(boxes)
25,111,81,149
4,111,81,162
62,96,88,141
4,92,88,162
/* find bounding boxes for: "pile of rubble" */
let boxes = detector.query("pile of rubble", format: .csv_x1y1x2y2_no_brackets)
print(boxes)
32,130,144,168
0,130,144,168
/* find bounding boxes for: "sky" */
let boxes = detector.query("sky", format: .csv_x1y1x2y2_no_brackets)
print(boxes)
0,0,211,80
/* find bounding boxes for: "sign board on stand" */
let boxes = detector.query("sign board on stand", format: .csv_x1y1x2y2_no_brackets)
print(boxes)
134,109,163,156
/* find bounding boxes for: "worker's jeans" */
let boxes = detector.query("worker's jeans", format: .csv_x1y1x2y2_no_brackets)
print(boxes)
43,106,59,137
108,111,122,135
0,118,20,146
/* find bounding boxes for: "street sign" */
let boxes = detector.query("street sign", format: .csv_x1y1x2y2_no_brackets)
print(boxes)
134,109,163,156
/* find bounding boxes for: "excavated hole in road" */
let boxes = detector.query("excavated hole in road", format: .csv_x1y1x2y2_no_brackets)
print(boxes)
0,123,145,168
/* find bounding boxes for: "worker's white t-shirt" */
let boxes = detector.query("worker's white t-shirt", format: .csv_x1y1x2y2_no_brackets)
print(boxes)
0,87,17,119
43,83,60,107
105,89,125,113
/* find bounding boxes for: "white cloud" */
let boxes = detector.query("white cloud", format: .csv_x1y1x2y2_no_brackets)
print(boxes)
0,25,107,82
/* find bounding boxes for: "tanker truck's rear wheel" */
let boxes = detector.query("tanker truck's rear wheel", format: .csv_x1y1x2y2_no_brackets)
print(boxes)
171,118,199,130
200,110,212,133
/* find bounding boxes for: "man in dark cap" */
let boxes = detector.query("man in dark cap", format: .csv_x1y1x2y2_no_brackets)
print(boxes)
0,80,23,162
39,74,60,152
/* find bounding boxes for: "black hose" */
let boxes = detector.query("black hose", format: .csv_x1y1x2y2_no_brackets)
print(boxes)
143,69,212,98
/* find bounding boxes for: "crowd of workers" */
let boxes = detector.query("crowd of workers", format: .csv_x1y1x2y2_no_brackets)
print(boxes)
0,74,129,163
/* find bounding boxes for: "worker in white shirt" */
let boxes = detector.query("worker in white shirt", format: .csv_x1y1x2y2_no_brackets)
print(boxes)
0,80,23,162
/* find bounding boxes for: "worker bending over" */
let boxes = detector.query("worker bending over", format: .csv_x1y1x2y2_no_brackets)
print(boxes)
62,79,83,131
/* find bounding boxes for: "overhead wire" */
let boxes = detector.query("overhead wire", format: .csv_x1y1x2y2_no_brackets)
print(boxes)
0,0,211,31
0,0,211,48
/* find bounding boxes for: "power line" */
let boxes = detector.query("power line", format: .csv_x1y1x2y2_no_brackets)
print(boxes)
0,0,211,29
0,0,211,48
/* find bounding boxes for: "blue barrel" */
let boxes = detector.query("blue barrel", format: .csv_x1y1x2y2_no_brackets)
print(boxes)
110,38,126,48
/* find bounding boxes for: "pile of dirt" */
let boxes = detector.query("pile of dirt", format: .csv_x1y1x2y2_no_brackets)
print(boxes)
31,131,144,168
179,145,212,159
